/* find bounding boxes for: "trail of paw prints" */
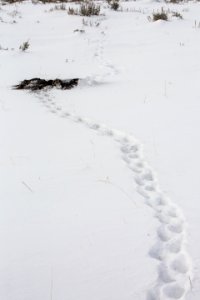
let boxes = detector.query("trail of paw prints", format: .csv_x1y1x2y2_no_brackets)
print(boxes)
118,140,192,299
86,19,119,79
35,92,62,113
37,93,192,300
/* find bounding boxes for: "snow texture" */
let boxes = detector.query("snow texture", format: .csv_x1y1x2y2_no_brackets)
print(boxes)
0,1,200,299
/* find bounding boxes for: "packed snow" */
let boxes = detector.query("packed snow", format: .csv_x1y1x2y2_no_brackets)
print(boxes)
0,0,200,299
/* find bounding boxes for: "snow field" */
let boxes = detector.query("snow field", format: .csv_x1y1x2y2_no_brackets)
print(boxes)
1,0,200,299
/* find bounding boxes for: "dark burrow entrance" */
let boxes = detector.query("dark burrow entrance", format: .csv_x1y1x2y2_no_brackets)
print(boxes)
13,78,79,91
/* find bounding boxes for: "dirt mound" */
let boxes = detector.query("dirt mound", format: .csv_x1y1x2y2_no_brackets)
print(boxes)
14,78,79,91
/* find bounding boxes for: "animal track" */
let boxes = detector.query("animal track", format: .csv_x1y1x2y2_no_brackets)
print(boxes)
159,263,175,283
168,238,182,254
35,66,192,300
157,225,174,242
18,15,192,297
171,254,190,274
163,283,186,299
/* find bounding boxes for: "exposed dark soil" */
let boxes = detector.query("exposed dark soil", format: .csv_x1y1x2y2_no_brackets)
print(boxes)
14,78,79,91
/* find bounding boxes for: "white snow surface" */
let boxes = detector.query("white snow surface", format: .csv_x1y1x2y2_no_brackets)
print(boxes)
0,1,200,299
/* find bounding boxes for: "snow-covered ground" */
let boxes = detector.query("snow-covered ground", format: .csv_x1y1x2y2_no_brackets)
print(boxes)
0,1,200,299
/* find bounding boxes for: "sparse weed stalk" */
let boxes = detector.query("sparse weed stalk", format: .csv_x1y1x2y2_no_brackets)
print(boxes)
80,2,100,16
82,18,100,26
68,7,76,15
120,7,147,14
165,0,183,3
1,0,24,3
107,0,120,11
194,20,200,28
49,3,66,11
172,11,183,19
68,2,101,16
19,40,30,52
40,0,75,3
152,8,168,21
148,7,184,22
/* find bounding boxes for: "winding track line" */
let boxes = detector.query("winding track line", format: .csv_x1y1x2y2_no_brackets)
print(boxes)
34,12,192,299
37,92,192,300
